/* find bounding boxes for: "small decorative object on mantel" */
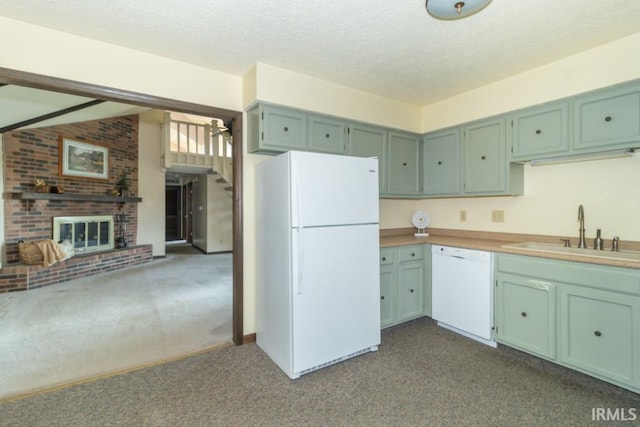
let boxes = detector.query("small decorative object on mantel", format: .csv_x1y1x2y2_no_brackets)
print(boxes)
49,186,64,194
116,173,130,197
412,210,431,237
34,179,48,193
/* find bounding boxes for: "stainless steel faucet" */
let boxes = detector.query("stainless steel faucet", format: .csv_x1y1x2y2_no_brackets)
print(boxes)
577,205,587,248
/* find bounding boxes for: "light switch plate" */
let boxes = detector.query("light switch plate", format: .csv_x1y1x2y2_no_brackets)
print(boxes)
491,210,505,223
459,210,467,222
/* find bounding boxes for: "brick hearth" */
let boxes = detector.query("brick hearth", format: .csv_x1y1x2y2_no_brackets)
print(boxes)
0,245,152,292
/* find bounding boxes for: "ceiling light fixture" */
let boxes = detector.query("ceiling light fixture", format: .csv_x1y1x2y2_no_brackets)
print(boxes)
425,0,493,20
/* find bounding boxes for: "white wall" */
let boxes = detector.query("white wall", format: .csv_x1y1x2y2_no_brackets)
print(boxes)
0,17,242,112
249,62,420,131
407,32,640,242
4,15,640,336
191,175,207,251
206,175,233,253
241,63,427,334
137,110,166,257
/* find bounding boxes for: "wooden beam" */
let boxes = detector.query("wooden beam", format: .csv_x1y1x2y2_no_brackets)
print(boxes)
0,99,105,133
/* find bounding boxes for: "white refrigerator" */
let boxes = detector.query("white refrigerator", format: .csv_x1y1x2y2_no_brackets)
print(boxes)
256,150,381,379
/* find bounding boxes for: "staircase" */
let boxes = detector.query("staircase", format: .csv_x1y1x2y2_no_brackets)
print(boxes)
161,112,233,193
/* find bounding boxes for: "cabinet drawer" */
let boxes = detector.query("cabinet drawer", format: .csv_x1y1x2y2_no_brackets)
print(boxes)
573,86,640,151
397,246,423,262
380,248,395,265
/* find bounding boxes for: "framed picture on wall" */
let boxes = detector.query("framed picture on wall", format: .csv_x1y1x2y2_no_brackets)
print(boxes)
59,137,109,180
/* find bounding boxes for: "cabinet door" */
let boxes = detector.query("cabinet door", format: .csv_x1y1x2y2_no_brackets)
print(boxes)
349,124,388,193
559,285,640,386
261,105,307,152
496,275,556,359
387,131,420,196
463,118,506,194
573,84,640,151
397,261,424,322
380,265,395,329
422,129,461,195
309,115,347,154
510,102,570,160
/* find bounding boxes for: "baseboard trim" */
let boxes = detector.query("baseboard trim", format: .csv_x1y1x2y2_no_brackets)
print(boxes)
243,333,256,344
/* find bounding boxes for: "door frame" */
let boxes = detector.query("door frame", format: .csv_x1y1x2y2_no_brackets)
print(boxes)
0,66,245,345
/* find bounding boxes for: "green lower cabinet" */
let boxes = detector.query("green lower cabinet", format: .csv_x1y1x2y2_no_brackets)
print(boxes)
496,274,556,360
496,253,640,393
397,262,424,322
379,245,430,329
559,285,640,388
379,264,395,328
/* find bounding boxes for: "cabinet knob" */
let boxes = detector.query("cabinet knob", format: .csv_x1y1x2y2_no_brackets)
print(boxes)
481,156,486,160
284,126,289,132
403,162,407,166
605,116,612,122
521,312,527,317
382,257,386,261
325,133,330,138
410,289,414,293
411,252,415,257
381,296,385,300
535,129,542,135
437,161,442,165
594,330,602,337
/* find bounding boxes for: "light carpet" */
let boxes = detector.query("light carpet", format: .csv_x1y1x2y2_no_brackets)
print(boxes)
0,244,232,400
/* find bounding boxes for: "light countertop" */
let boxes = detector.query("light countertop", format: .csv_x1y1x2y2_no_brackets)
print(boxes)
380,228,640,270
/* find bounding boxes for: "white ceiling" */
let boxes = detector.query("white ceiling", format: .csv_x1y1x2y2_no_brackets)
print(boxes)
0,85,151,130
1,1,640,105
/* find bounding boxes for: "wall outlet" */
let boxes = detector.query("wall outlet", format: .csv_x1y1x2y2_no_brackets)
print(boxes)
459,210,467,222
491,210,505,223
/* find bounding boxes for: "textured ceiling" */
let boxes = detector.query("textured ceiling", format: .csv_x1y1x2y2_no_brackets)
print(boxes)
1,0,640,105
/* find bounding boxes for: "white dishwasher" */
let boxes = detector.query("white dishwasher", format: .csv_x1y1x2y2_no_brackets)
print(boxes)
431,245,496,347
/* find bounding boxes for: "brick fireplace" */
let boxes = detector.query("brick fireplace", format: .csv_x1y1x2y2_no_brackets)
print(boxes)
1,115,152,292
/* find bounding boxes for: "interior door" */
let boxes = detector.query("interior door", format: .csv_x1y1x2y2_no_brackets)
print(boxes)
165,186,181,241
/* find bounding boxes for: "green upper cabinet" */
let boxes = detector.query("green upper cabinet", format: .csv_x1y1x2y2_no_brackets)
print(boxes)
248,104,307,154
387,131,420,197
573,81,640,152
509,101,570,160
463,117,523,195
348,123,388,193
308,114,347,154
422,128,461,196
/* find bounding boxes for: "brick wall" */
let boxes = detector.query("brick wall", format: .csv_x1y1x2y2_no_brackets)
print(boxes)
3,116,139,264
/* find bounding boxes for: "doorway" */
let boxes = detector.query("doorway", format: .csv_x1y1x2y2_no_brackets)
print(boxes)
165,185,182,241
0,66,244,345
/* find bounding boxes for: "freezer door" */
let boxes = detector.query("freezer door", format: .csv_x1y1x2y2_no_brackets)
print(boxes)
291,224,381,374
289,151,379,227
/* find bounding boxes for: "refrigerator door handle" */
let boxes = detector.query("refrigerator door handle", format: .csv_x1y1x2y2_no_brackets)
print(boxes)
296,227,304,295
293,159,304,295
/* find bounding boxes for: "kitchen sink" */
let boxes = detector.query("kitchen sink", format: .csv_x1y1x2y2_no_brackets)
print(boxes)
501,242,640,262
